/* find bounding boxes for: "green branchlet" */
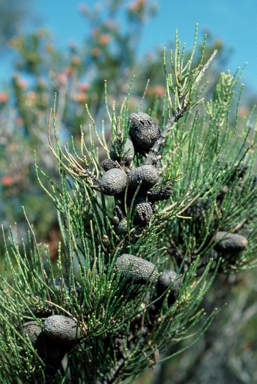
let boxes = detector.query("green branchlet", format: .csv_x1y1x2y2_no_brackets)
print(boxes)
0,30,257,383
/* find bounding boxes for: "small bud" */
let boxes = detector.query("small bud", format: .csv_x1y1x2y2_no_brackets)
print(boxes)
129,112,160,153
112,216,120,226
44,315,80,346
128,165,159,192
102,234,110,246
99,168,127,196
213,232,248,254
114,254,158,284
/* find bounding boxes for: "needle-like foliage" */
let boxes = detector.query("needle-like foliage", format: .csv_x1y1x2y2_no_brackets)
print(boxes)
0,29,257,384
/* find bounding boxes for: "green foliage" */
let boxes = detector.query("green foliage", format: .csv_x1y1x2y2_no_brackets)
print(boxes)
0,0,238,249
0,0,161,242
0,27,257,383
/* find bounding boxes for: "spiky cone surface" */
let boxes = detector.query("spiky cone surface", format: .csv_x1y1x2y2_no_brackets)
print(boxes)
114,254,159,284
99,168,127,196
44,315,80,346
213,232,248,254
129,112,160,153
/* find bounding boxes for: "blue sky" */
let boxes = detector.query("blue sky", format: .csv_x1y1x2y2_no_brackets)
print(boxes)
33,0,257,92
4,0,257,93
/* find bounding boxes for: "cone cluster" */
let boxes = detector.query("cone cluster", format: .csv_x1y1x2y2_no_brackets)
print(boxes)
23,292,81,383
99,112,173,231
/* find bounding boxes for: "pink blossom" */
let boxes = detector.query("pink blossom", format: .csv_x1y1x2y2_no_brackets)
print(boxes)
57,73,68,86
0,92,8,103
17,79,28,89
98,34,111,45
79,83,89,92
1,175,13,186
74,92,87,103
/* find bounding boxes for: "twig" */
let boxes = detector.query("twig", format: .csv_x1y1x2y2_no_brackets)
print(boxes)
143,109,184,166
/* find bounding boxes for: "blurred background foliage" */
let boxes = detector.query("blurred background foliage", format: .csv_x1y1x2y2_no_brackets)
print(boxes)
0,0,257,383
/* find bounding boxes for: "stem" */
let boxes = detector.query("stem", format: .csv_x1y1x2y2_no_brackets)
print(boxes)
143,108,184,166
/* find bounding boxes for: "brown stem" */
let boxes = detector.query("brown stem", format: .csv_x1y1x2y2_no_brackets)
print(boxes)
143,107,185,166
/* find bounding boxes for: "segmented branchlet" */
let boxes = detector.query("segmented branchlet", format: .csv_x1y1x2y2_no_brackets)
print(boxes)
49,278,82,304
225,162,248,183
24,304,53,319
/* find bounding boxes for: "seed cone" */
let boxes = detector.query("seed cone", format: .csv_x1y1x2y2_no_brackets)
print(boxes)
23,321,42,346
44,315,80,345
148,182,173,202
213,232,248,254
129,112,160,153
134,200,153,225
34,332,72,384
101,158,119,171
100,168,127,196
128,165,159,192
23,320,73,384
114,254,159,284
157,270,181,301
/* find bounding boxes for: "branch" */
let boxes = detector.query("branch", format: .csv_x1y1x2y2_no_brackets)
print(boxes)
143,108,184,166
